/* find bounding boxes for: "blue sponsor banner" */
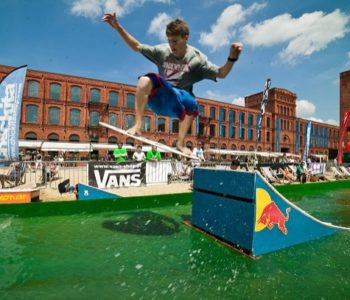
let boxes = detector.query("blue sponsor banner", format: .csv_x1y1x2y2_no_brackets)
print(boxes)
303,121,312,162
0,65,27,162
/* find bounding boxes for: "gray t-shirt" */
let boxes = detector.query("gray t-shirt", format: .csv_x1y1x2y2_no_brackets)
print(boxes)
139,43,219,94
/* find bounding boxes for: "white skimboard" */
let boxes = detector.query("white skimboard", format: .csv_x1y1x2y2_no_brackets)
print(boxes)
99,122,200,160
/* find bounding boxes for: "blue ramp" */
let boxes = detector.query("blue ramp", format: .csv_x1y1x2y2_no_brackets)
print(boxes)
191,168,343,257
77,184,121,201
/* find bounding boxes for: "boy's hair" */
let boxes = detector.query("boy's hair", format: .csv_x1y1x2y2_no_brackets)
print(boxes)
166,18,189,37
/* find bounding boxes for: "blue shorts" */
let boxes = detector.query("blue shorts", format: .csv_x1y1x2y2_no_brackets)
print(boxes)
144,73,198,120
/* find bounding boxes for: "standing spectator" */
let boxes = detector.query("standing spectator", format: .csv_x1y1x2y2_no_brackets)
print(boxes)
192,142,205,161
35,150,42,171
113,142,128,163
146,145,161,161
103,151,111,161
133,145,145,161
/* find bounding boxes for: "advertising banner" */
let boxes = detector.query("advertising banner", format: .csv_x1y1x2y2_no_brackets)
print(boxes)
88,161,146,189
0,65,27,162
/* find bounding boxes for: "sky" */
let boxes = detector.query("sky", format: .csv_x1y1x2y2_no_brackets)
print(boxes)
1,0,349,126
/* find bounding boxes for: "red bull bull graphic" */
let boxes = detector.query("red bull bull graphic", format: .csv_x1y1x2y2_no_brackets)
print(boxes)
255,188,291,235
191,168,345,258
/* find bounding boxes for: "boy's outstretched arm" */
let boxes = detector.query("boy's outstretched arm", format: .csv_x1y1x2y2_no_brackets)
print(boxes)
102,12,141,52
217,43,243,78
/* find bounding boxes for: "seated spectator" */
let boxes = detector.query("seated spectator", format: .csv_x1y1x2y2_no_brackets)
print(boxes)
279,166,296,183
132,145,145,161
146,145,161,161
296,162,309,183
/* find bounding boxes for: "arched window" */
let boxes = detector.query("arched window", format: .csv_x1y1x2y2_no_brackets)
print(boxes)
126,137,134,146
69,134,80,142
89,111,100,126
70,109,81,126
90,88,100,102
249,146,255,151
240,145,246,150
48,133,59,141
231,144,237,150
158,118,166,132
90,136,99,143
28,80,39,97
126,93,135,108
48,107,60,125
25,132,37,140
50,83,61,100
71,86,81,102
143,116,151,132
126,115,135,129
109,112,117,126
109,91,118,107
26,105,38,123
158,139,166,145
210,124,216,136
108,136,118,144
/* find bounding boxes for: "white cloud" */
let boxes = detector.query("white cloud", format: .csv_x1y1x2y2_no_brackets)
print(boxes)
205,90,245,106
296,99,315,117
241,9,350,64
147,12,173,41
70,0,173,19
199,3,266,52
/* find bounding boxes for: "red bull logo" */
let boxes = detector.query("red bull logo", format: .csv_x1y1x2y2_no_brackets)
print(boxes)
255,188,291,235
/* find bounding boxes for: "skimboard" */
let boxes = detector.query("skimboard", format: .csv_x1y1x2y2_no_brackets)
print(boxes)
99,122,199,160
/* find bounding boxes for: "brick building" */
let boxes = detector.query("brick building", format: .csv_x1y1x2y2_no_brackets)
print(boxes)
0,64,340,160
340,70,350,141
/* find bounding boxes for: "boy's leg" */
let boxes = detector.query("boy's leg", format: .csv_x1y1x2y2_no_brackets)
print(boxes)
177,114,193,156
127,76,153,135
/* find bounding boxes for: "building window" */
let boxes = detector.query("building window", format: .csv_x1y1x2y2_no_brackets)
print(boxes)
266,131,270,142
143,116,151,132
219,108,226,121
50,83,61,100
89,111,100,127
109,112,117,126
48,107,60,125
90,88,100,103
266,117,270,128
108,137,118,144
126,137,134,146
172,119,179,133
25,132,37,140
69,134,80,142
210,124,216,136
70,109,81,126
48,133,59,141
210,107,216,119
26,105,38,124
240,128,245,140
109,91,118,107
126,115,135,129
28,80,39,97
198,123,204,136
71,86,81,102
199,105,205,117
220,125,226,138
158,118,166,132
229,110,235,123
230,126,236,138
127,93,135,108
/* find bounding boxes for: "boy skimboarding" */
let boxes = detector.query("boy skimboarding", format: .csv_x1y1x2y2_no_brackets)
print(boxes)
102,13,243,156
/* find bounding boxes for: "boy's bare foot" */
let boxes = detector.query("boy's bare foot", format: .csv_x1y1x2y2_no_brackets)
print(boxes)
126,126,142,136
176,142,193,156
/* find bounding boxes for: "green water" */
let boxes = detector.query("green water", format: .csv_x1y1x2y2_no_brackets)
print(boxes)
0,190,349,300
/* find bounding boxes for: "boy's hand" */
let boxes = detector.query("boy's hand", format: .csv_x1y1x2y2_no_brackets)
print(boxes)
102,12,119,28
229,43,243,60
